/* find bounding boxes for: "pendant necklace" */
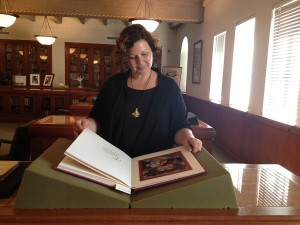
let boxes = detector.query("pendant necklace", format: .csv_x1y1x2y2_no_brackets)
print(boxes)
130,70,152,119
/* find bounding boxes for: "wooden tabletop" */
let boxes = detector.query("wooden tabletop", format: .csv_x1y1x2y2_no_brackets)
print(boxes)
1,163,300,224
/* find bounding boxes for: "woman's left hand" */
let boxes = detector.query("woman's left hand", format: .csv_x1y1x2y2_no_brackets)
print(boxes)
175,128,202,153
184,137,202,153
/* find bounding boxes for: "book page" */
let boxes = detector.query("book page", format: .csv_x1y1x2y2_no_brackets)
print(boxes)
131,146,205,190
57,156,126,187
64,128,132,187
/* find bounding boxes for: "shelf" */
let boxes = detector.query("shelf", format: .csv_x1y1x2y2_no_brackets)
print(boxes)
65,42,116,89
0,40,52,86
0,86,98,122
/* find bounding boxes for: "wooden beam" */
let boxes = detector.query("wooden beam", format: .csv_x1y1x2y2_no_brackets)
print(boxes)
2,0,204,23
169,22,183,30
49,16,63,24
21,15,36,22
78,17,87,24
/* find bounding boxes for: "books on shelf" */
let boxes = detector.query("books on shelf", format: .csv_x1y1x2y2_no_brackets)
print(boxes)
56,129,206,194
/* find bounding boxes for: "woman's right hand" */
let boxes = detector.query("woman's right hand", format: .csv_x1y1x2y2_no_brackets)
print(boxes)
73,117,99,138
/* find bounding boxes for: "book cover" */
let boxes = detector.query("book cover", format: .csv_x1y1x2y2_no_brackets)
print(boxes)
56,128,206,194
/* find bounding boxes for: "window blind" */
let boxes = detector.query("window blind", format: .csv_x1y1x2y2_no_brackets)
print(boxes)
209,31,226,103
263,0,300,126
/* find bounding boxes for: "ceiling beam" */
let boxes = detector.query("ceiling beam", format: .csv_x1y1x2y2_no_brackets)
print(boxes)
2,0,204,24
169,22,183,30
21,15,36,22
78,17,88,24
49,16,63,24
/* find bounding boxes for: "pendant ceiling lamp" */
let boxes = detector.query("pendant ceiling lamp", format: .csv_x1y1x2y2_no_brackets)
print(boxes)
129,0,161,32
0,0,19,31
34,16,57,45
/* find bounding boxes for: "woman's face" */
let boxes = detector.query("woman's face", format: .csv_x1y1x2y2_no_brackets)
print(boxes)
127,39,153,75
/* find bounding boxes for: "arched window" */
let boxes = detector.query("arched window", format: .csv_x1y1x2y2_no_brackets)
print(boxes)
180,37,188,92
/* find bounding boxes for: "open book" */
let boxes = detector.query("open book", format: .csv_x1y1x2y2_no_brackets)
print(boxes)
56,129,206,194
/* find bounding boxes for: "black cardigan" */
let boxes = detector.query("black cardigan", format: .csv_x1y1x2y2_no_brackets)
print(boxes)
89,68,190,157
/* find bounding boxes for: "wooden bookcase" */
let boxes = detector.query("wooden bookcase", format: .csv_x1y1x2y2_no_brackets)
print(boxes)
0,39,52,86
65,42,117,89
65,42,162,90
0,86,97,122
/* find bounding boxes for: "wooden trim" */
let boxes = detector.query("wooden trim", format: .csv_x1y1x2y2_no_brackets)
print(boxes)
0,86,97,122
182,94,300,176
1,207,300,224
5,0,204,23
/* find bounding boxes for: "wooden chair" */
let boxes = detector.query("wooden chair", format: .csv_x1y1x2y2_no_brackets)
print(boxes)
0,120,38,161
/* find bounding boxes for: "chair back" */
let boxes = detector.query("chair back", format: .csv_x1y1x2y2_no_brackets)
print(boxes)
7,119,38,161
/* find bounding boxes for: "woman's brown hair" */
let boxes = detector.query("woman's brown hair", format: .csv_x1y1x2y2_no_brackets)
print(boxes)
116,24,161,55
115,24,161,72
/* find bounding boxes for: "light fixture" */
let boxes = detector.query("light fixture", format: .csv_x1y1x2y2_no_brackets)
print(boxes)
69,48,76,54
80,53,87,59
0,0,19,31
129,0,161,32
40,55,48,60
34,16,57,45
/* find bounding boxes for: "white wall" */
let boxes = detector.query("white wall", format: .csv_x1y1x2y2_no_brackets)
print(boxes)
1,16,177,86
176,0,279,116
1,0,278,117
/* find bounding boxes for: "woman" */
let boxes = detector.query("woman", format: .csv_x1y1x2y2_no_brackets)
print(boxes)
73,24,202,157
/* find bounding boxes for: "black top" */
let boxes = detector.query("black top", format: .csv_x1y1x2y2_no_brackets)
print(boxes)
89,67,190,157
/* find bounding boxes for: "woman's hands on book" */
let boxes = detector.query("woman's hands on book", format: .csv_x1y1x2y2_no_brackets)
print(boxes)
175,128,202,153
73,117,100,138
73,120,202,154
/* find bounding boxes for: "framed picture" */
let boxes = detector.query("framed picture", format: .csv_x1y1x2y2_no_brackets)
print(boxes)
162,66,182,85
30,74,40,86
43,74,54,87
192,40,203,84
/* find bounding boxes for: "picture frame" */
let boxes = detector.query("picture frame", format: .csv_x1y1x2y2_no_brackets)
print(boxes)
43,74,54,87
162,66,182,85
29,74,40,86
192,40,203,84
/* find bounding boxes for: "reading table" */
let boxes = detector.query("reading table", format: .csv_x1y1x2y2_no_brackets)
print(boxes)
69,102,93,116
28,115,83,160
1,163,300,224
28,115,216,160
69,102,217,154
191,119,216,154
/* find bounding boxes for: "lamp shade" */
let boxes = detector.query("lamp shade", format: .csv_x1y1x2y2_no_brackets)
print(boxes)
34,16,57,45
0,13,19,28
130,18,160,32
34,35,57,45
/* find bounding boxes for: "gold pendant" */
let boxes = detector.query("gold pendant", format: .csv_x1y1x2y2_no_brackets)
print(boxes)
132,108,140,118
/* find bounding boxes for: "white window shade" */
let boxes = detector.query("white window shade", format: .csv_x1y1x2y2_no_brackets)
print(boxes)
263,0,300,126
229,18,255,111
209,31,226,103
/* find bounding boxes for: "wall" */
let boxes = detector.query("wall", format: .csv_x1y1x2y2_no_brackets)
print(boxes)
1,17,178,86
177,0,278,116
174,0,300,175
183,94,300,177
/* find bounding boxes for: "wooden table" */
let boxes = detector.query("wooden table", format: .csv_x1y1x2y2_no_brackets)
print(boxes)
69,102,217,154
1,163,300,224
191,119,216,154
28,115,83,160
29,112,216,160
69,102,93,116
